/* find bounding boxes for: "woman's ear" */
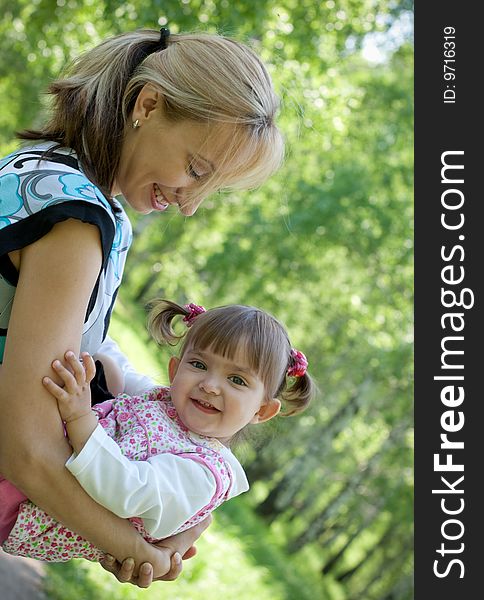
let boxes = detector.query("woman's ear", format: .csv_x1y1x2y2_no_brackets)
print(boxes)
168,356,180,384
251,398,281,424
132,84,161,123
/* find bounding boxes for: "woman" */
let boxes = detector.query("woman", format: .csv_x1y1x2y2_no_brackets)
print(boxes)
0,27,283,587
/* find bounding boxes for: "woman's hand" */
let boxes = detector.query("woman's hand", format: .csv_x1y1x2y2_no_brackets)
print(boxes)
100,552,182,587
99,515,212,588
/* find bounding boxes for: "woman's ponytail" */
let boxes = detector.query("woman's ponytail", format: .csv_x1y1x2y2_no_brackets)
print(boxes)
17,29,165,202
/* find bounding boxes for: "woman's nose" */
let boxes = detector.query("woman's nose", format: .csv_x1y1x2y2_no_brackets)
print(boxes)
181,202,200,216
176,190,204,216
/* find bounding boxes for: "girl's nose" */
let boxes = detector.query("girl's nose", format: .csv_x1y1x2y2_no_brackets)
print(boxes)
199,377,221,395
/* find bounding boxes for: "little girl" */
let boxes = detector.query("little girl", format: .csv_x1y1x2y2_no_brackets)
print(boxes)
1,300,314,572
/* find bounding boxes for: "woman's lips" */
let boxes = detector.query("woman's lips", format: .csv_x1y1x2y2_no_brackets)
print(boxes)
151,183,170,211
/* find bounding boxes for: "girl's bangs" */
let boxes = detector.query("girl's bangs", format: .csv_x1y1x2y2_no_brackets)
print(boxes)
184,306,290,391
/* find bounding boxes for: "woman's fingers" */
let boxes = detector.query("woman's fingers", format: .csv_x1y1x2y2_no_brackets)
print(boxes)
100,555,133,584
182,546,197,560
99,552,184,587
99,554,117,574
155,553,182,582
100,556,154,588
137,562,154,588
116,557,136,583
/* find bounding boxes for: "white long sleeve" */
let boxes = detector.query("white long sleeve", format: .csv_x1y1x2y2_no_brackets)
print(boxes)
97,335,158,396
66,425,249,539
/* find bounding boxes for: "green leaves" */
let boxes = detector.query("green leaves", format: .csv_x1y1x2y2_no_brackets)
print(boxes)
0,1,413,597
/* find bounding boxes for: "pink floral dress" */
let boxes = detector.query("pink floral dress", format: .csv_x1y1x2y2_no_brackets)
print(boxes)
2,386,233,561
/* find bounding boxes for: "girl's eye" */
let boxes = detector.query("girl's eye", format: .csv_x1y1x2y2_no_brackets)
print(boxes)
188,360,206,370
229,375,247,387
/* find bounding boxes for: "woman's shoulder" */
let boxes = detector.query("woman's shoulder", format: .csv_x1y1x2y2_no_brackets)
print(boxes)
0,142,120,225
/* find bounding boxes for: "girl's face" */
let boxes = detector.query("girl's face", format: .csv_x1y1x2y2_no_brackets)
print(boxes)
113,85,229,216
168,345,280,443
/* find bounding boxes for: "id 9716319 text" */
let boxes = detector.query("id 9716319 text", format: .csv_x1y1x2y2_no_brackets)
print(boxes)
443,26,456,104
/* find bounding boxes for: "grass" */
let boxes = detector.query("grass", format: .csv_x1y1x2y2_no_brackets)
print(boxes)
42,303,331,599
44,498,330,600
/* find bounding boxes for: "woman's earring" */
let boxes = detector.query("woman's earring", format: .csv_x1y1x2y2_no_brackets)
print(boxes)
132,119,140,129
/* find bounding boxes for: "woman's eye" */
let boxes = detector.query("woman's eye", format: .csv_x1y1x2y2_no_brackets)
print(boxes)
230,375,247,386
188,164,202,181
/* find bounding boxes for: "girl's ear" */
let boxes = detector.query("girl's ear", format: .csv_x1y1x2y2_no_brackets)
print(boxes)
168,356,180,384
251,398,281,425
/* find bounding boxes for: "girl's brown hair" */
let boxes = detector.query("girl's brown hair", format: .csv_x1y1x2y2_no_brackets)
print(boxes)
147,299,314,417
18,29,284,212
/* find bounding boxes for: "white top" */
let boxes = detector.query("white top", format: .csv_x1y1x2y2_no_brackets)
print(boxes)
0,142,133,362
97,335,158,396
66,424,249,539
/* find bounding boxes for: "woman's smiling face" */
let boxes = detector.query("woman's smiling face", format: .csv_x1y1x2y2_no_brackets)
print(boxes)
113,85,226,216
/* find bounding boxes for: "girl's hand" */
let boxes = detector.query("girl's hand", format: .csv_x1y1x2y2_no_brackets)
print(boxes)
43,351,96,423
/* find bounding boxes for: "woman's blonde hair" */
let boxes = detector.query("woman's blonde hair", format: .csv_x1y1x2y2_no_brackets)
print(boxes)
19,29,284,209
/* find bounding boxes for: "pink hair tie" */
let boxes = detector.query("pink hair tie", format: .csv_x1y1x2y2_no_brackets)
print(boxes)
287,348,308,378
183,303,206,327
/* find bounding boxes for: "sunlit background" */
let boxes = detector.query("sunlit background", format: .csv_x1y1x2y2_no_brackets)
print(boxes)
0,1,413,598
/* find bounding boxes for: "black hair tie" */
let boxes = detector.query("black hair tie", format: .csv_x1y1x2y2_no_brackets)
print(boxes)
155,27,170,51
127,26,170,84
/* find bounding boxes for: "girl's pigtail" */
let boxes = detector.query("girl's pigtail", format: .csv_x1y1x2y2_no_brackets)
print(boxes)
280,371,316,417
146,299,190,346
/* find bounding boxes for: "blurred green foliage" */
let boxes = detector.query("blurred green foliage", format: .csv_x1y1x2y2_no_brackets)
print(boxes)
1,1,413,598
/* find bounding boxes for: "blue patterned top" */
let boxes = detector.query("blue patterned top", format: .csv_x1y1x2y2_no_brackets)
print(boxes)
0,142,133,362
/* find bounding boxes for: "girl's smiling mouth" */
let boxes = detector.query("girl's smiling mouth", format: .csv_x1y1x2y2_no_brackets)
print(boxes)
191,398,221,414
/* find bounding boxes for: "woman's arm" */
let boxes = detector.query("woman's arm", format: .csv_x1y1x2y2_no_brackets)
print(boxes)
0,219,168,578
